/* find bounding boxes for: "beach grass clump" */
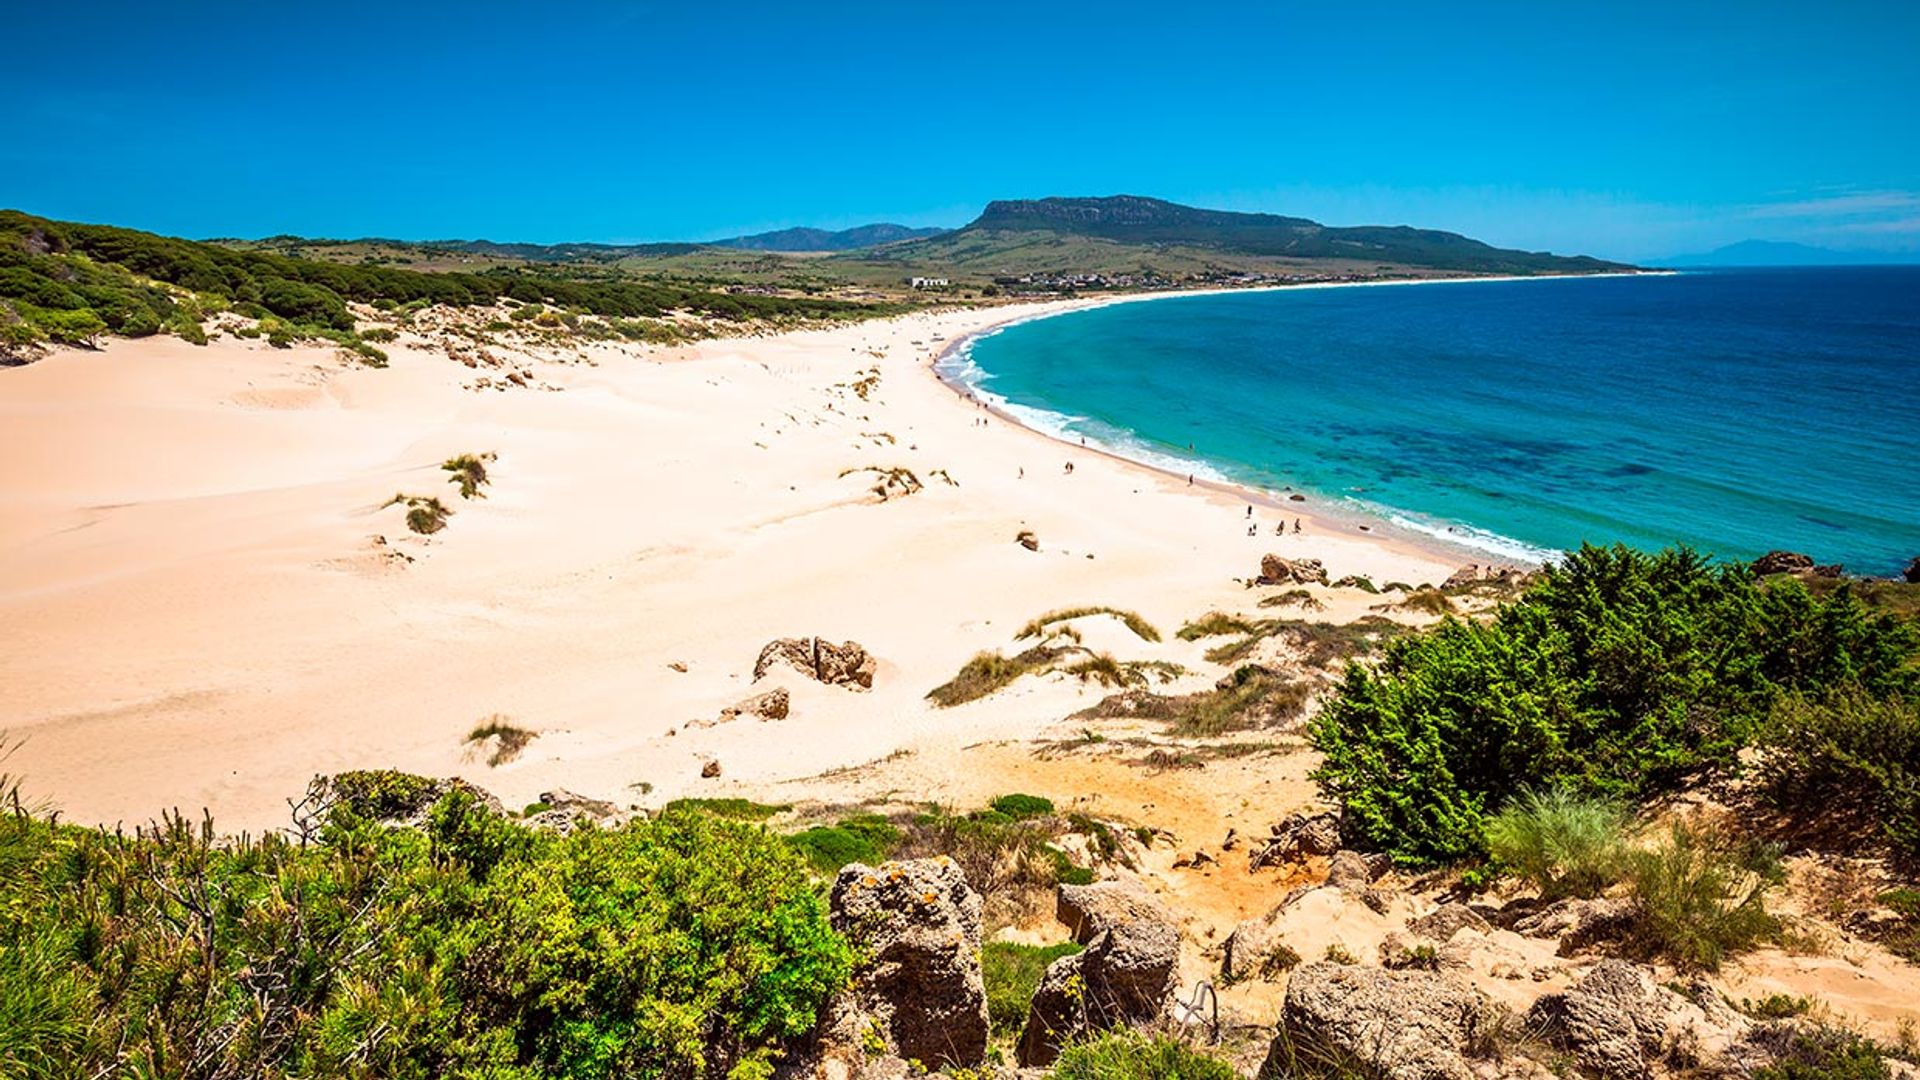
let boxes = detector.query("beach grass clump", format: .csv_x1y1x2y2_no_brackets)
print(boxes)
990,793,1056,820
385,492,453,534
465,715,536,767
1177,611,1257,640
1485,788,1629,899
1396,587,1456,616
982,940,1083,1034
926,646,1061,707
1051,1032,1238,1080
838,464,922,500
1170,666,1314,736
442,452,494,499
1260,589,1327,611
1625,821,1782,971
1017,605,1162,643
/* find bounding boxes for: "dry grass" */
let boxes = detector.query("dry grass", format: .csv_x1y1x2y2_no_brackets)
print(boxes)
441,452,494,499
1017,605,1162,643
838,465,922,500
464,715,535,766
1177,612,1257,640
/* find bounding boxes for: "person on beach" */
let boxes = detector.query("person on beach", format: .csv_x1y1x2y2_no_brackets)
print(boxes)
1246,505,1253,518
1294,518,1302,534
1187,474,1193,486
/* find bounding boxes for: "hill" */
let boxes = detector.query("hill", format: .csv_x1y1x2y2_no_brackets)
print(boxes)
715,223,948,252
1659,239,1920,267
873,194,1630,276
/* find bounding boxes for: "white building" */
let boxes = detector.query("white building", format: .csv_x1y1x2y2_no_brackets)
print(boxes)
909,277,950,289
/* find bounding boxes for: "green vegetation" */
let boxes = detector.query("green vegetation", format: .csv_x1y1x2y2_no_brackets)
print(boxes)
442,452,493,499
990,793,1055,819
1484,789,1629,900
1311,544,1918,864
661,797,790,820
1624,821,1781,971
1178,611,1257,639
1752,1027,1895,1080
786,814,903,874
465,715,536,766
0,777,851,1080
385,492,454,534
981,941,1082,1033
1200,616,1402,667
927,647,1060,706
1049,1031,1238,1080
0,209,902,359
1016,605,1162,643
1759,688,1920,862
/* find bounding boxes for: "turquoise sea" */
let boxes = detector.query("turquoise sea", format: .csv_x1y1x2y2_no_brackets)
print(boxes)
943,269,1920,575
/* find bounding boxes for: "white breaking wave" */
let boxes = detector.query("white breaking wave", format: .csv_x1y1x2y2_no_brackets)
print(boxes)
1381,510,1564,566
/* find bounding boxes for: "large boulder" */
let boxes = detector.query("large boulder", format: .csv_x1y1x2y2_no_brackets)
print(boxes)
1017,883,1180,1067
1221,909,1299,983
1526,960,1749,1080
1751,550,1815,576
829,858,989,1069
1511,897,1637,956
1259,554,1330,586
1248,808,1344,872
1906,556,1920,585
755,637,877,690
1055,879,1173,943
1264,962,1493,1080
723,687,791,721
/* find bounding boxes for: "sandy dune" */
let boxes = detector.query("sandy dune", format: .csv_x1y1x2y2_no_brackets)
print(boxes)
0,299,1455,829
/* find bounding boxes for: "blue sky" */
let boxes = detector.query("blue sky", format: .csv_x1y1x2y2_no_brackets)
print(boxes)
5,0,1917,261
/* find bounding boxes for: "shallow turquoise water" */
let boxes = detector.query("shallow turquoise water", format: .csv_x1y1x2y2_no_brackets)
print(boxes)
947,269,1920,575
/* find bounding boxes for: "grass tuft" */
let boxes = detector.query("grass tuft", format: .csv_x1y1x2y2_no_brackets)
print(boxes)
1017,606,1161,643
464,715,535,767
1485,788,1629,900
441,452,493,499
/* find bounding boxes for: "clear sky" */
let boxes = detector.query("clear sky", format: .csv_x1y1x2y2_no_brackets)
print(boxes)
5,0,1917,261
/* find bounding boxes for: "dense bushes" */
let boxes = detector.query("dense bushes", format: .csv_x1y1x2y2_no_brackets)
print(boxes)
1759,688,1920,862
0,782,850,1080
1050,1031,1238,1080
1311,544,1918,864
0,209,894,354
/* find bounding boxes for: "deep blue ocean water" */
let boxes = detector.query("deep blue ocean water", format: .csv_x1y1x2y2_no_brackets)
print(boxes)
946,269,1920,575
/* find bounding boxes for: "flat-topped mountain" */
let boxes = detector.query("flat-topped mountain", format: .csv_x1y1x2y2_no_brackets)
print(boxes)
936,194,1630,275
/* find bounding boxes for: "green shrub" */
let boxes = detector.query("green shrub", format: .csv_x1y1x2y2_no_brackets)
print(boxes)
1752,1027,1892,1080
442,452,493,499
1626,822,1781,970
661,797,790,820
980,941,1081,1033
1759,688,1920,861
991,793,1055,820
1485,788,1629,899
787,814,902,873
1312,544,1919,864
0,788,850,1080
1051,1031,1237,1080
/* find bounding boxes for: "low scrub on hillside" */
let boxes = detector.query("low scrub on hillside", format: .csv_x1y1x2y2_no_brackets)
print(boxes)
0,778,850,1079
1051,1031,1238,1080
1311,544,1918,864
1759,688,1920,862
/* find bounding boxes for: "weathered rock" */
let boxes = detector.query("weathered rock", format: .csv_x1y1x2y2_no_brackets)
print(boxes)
830,858,989,1069
755,637,877,690
1512,897,1636,955
1248,809,1343,872
1267,962,1493,1080
1906,556,1920,585
540,787,619,819
719,686,791,722
1016,529,1039,551
1410,903,1493,943
1258,553,1329,586
1325,850,1377,890
1055,879,1175,944
1221,910,1300,983
1018,882,1180,1067
1526,960,1750,1080
1751,550,1815,576
700,759,722,778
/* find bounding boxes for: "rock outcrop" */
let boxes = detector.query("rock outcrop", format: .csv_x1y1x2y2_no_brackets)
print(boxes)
722,687,791,722
1409,903,1493,943
1017,881,1180,1067
1443,564,1528,590
1266,962,1493,1080
1258,554,1329,586
1526,960,1749,1080
754,637,876,690
829,858,989,1070
1248,809,1343,872
1906,556,1920,584
1511,897,1636,955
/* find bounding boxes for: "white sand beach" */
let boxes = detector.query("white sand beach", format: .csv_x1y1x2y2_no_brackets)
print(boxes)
0,297,1457,828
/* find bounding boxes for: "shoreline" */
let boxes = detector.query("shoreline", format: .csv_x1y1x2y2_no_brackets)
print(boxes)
918,273,1661,571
